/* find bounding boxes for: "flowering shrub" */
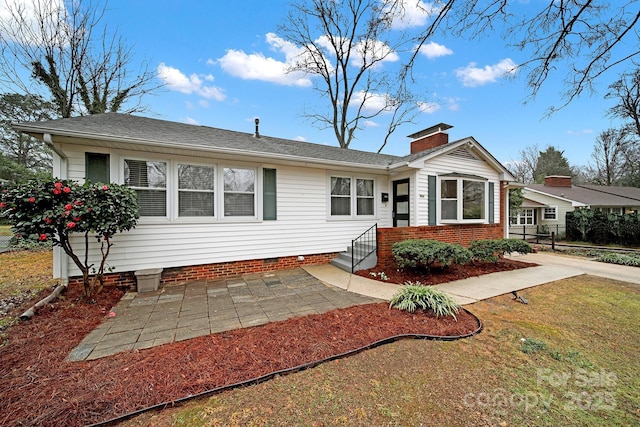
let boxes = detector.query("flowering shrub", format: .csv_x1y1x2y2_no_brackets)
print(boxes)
0,179,139,297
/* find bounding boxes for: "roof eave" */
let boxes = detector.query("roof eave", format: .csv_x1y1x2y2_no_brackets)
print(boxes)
14,123,391,172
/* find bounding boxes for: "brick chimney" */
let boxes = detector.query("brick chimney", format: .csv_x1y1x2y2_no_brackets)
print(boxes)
408,123,453,154
544,175,572,187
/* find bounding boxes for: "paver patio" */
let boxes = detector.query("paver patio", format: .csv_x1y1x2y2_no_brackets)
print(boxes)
66,268,380,361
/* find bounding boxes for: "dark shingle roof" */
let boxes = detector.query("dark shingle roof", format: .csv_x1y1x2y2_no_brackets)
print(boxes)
15,113,407,168
527,183,640,206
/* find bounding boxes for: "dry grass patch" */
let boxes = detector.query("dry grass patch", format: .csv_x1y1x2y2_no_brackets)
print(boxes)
126,275,640,427
0,250,56,301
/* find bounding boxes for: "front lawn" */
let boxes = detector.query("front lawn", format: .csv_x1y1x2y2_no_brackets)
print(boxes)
126,276,640,426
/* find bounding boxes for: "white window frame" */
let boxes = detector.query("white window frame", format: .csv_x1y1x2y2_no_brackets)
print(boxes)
438,177,488,224
222,166,258,219
119,154,264,223
177,163,216,218
328,174,376,219
123,157,170,220
543,206,558,221
510,208,535,225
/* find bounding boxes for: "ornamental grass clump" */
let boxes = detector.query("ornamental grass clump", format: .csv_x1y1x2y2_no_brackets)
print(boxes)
389,282,460,320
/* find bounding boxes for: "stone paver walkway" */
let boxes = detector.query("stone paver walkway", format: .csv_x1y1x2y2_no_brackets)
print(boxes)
67,268,380,361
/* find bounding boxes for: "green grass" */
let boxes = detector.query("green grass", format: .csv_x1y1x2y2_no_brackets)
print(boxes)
124,275,640,427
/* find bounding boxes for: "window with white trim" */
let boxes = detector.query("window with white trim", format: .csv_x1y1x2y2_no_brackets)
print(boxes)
223,167,256,217
178,164,215,217
510,208,535,225
543,206,558,220
124,159,167,217
330,175,375,217
440,178,486,222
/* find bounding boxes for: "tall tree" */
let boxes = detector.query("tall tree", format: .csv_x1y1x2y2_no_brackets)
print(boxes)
533,146,574,183
0,93,56,170
608,68,640,138
278,0,419,150
508,144,539,184
407,0,639,111
586,128,635,186
0,0,157,118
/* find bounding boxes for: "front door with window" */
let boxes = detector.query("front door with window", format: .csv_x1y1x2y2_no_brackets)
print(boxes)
393,179,410,227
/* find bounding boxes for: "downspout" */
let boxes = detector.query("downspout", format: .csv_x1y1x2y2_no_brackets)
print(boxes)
43,133,69,284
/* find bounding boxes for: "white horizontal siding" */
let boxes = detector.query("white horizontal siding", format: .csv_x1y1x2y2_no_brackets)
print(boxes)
63,162,386,276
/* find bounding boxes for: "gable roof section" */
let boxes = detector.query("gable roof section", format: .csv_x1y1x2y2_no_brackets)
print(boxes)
526,183,640,207
14,112,514,178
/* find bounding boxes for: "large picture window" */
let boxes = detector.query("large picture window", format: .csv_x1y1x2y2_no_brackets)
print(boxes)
178,164,215,217
124,159,167,217
440,178,486,222
223,167,255,217
543,206,558,220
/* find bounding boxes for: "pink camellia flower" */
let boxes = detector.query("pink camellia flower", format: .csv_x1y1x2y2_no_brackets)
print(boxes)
53,188,62,195
63,186,71,193
15,234,21,239
28,197,36,203
67,221,76,229
39,234,47,241
73,216,81,222
0,202,6,208
74,200,83,206
64,203,73,211
54,182,63,189
101,185,108,191
45,217,52,224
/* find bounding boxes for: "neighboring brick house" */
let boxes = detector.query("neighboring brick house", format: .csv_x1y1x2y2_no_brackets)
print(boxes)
14,114,515,286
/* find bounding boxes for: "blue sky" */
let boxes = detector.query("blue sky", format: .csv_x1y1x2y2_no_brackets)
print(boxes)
47,1,639,167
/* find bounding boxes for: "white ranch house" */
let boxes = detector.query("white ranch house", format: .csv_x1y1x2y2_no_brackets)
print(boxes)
15,114,516,288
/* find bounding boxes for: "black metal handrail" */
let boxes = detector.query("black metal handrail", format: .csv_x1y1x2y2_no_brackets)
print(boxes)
352,223,377,273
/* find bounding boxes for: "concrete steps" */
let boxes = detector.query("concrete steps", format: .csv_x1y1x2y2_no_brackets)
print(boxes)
330,241,377,273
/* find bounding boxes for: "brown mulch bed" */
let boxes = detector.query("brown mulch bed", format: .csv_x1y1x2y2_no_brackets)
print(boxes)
356,258,537,285
0,285,480,427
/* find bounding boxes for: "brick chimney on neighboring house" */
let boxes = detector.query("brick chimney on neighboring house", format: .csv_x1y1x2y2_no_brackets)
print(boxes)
408,123,453,154
544,175,572,187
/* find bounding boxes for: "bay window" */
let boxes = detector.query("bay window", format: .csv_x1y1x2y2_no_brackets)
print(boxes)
440,177,486,222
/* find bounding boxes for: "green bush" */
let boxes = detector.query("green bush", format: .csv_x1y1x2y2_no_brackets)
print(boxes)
596,252,640,267
520,338,547,354
392,239,473,270
1,178,139,296
469,239,532,263
389,282,460,319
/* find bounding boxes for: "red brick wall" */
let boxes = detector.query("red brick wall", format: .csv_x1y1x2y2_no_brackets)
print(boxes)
410,132,448,153
68,252,337,289
544,176,572,187
376,224,504,270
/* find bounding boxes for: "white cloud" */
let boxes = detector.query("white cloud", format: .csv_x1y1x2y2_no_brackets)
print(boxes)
350,91,392,113
351,39,399,68
183,117,199,125
567,129,594,135
417,101,441,114
418,41,453,59
390,1,440,30
157,63,226,100
294,136,307,142
0,0,69,45
364,120,379,127
455,58,517,87
216,33,312,87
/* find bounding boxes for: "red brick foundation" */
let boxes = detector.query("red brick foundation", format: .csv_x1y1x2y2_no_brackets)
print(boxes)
68,252,338,289
377,224,504,270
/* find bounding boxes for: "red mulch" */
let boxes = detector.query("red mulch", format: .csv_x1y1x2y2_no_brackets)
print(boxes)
0,284,481,427
356,258,537,285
